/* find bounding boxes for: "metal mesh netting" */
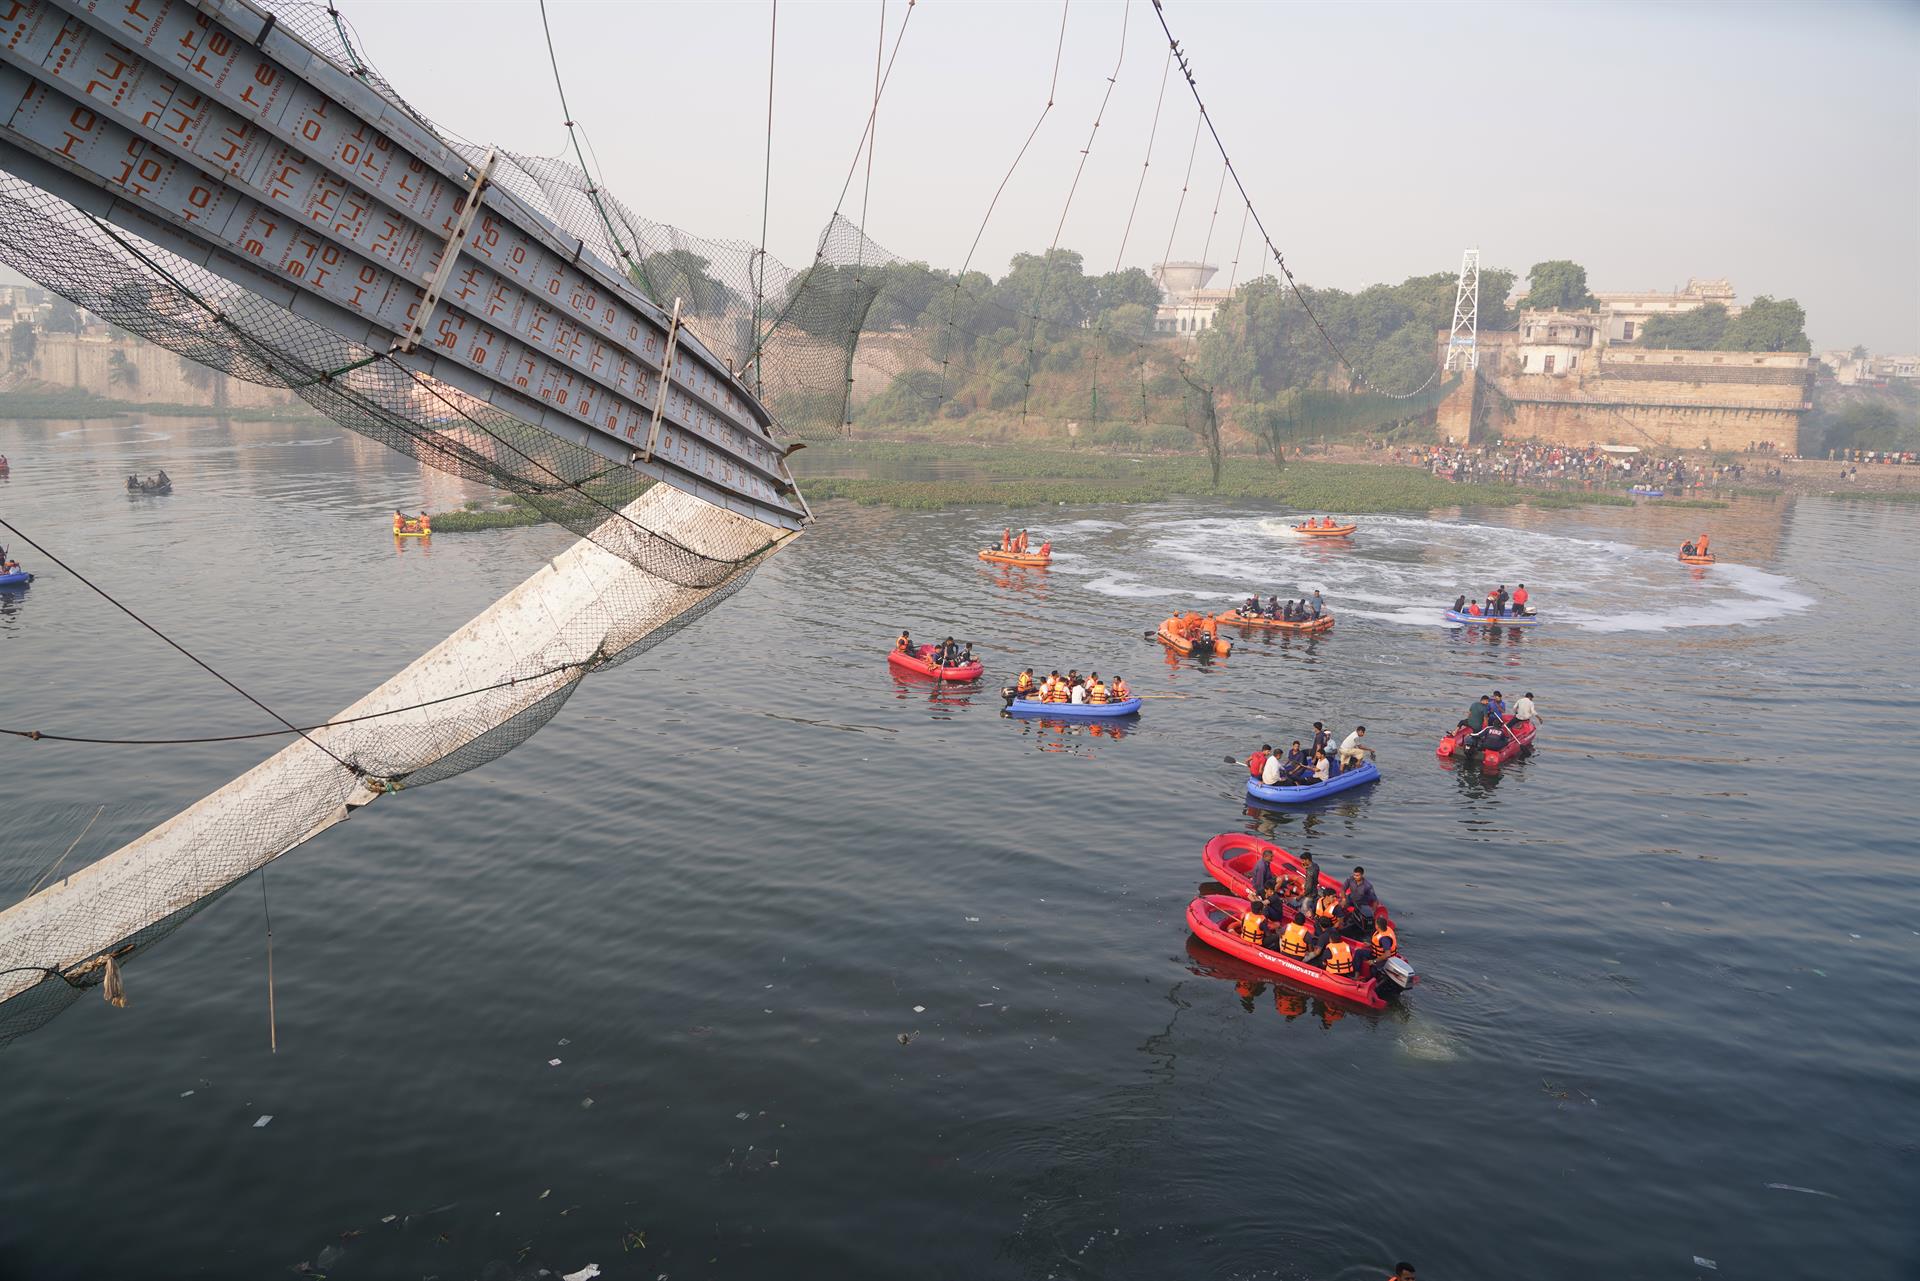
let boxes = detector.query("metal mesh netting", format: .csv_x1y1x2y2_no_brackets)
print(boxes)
0,0,849,1042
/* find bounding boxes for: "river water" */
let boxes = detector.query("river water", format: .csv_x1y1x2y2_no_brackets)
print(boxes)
0,417,1914,1280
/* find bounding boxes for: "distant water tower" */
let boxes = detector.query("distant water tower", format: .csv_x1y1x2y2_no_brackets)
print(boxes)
1153,261,1219,296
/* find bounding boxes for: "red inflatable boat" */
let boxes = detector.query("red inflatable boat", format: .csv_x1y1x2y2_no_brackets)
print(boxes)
1201,832,1345,902
887,643,984,682
1437,716,1536,770
1187,895,1404,1009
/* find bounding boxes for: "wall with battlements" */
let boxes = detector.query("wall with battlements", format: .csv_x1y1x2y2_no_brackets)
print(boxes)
1446,330,1811,451
1,333,296,409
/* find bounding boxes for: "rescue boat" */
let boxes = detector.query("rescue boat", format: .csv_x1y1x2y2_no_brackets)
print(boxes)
1444,608,1540,626
1630,485,1665,497
393,515,432,537
1156,617,1232,656
1186,894,1413,1010
1005,695,1142,718
1436,716,1536,770
1216,608,1334,634
1678,553,1715,565
0,568,32,588
887,644,984,682
979,547,1050,567
1292,520,1357,537
1245,759,1381,805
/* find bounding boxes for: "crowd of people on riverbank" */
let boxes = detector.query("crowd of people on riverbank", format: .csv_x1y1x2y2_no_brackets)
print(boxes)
1401,443,1785,489
1831,448,1916,465
1012,667,1130,705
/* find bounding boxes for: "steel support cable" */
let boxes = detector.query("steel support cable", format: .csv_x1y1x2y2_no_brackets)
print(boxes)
938,0,1071,412
537,0,651,295
1114,44,1173,273
0,517,357,774
0,657,598,747
1226,198,1250,291
1197,157,1227,269
1023,0,1130,424
751,0,778,397
1147,0,1438,400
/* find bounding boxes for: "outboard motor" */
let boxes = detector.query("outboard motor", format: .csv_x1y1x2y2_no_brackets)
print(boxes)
1376,955,1418,990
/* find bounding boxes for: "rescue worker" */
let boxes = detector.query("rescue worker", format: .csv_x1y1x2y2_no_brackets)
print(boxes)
1323,933,1368,981
1243,593,1263,615
1247,850,1278,900
1512,583,1530,614
1266,595,1280,617
1110,675,1131,702
1512,691,1538,724
1340,866,1381,926
1015,668,1036,697
1309,590,1325,618
895,630,912,653
1681,541,1696,556
1002,527,1012,551
1370,918,1399,960
1311,750,1332,783
1464,695,1490,743
1277,911,1317,960
1238,903,1266,944
1294,850,1323,912
1337,726,1371,767
1310,722,1331,759
1260,750,1286,787
1489,690,1507,719
1247,744,1273,781
1453,593,1468,613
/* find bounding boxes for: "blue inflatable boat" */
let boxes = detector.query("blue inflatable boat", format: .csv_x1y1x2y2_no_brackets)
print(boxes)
1445,609,1540,626
1007,696,1142,719
0,569,32,588
1245,759,1382,805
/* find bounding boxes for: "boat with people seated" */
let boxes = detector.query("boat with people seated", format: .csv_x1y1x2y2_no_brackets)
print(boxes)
126,472,172,495
1679,533,1715,565
1678,552,1716,565
1157,614,1231,656
1246,758,1380,805
0,568,32,588
1186,893,1414,1010
393,512,432,537
1005,695,1141,719
888,643,984,682
1292,518,1357,537
1437,716,1536,770
1216,608,1334,634
979,546,1050,567
1445,608,1539,626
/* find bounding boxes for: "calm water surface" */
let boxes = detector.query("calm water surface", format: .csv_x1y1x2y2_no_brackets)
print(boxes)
0,417,1915,1279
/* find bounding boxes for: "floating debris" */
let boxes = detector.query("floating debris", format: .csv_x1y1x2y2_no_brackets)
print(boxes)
912,1005,926,1014
253,1115,273,1128
1693,1256,1718,1270
581,1098,594,1110
179,1090,195,1098
549,1058,563,1067
1764,1183,1839,1199
897,1032,916,1045
735,1111,750,1121
562,1266,601,1281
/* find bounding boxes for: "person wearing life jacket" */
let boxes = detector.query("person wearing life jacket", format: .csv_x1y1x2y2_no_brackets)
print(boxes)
1087,678,1109,704
1109,676,1131,702
1466,600,1482,617
1277,913,1316,959
1002,528,1012,551
895,630,912,654
1369,920,1399,960
1238,904,1266,945
1015,668,1036,697
1696,534,1710,555
1324,935,1362,979
1045,676,1071,705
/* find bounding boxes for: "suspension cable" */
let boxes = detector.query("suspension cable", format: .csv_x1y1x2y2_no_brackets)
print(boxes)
1147,0,1439,399
751,0,778,396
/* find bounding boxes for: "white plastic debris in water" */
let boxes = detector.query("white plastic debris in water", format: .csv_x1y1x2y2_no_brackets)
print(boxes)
562,1266,601,1281
179,1090,194,1098
735,1111,749,1120
913,1005,926,1014
253,1115,272,1128
1693,1256,1718,1270
549,1058,563,1067
1765,1183,1840,1198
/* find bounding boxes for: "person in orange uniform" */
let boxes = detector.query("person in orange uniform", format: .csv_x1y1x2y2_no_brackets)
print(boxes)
1512,583,1530,615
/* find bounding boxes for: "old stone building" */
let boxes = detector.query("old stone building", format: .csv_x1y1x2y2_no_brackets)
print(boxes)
1437,278,1811,452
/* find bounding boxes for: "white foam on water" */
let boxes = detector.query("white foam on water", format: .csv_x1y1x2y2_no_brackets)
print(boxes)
1079,511,1815,635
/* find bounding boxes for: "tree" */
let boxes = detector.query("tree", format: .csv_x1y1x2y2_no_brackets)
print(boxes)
1850,344,1869,361
1637,303,1730,350
8,320,34,365
1720,295,1810,353
631,250,735,317
108,349,139,389
45,298,81,334
1520,260,1595,312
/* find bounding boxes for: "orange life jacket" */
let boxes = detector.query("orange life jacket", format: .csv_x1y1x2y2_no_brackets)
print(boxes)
1111,681,1130,701
1315,892,1340,922
1325,939,1356,976
1278,921,1312,958
1088,682,1109,704
1016,673,1034,693
1370,925,1398,957
1278,874,1305,899
896,637,911,652
1239,911,1264,943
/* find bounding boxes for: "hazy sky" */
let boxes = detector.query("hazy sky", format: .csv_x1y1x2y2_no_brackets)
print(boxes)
335,0,1918,352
